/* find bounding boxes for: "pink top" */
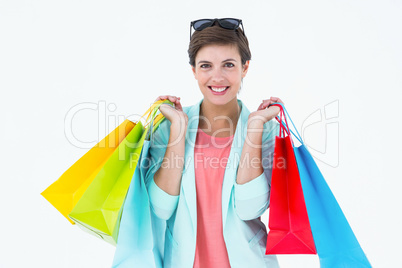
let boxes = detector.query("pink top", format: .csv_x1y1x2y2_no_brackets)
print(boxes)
193,128,234,268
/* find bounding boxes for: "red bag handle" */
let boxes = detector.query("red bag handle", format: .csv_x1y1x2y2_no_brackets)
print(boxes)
270,103,290,138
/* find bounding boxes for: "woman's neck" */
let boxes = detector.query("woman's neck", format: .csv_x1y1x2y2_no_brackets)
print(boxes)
199,99,241,137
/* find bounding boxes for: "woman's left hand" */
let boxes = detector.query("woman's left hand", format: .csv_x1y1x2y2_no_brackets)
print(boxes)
248,97,284,128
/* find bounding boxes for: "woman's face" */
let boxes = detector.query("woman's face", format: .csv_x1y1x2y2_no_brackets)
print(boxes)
192,44,249,107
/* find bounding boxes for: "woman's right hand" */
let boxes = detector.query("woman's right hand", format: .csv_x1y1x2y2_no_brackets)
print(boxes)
156,95,188,127
152,96,187,197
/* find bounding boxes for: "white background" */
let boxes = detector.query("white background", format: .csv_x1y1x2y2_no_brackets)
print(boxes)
1,0,401,267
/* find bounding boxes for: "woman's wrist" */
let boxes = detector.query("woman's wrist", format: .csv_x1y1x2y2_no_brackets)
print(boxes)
169,120,188,140
247,114,265,130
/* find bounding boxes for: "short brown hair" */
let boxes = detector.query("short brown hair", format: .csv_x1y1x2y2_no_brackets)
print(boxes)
188,23,251,67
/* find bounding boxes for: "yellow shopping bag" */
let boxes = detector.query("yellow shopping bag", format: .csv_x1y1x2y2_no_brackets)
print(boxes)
41,119,136,224
42,99,170,245
68,100,169,245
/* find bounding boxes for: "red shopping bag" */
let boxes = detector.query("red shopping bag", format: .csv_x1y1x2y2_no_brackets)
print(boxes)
265,106,316,255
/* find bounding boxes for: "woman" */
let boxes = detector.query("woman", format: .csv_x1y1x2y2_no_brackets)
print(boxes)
146,18,283,267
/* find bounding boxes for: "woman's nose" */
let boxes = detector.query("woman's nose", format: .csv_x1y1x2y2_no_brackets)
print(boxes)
211,68,224,82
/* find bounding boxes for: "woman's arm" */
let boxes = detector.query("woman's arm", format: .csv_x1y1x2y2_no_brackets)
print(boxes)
153,115,187,196
146,95,187,220
235,97,282,220
236,117,266,185
234,130,277,220
236,97,281,185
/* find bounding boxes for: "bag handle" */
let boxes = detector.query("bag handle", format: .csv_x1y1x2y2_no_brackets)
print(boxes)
270,102,304,145
140,100,169,127
270,103,290,138
143,100,174,140
270,102,303,145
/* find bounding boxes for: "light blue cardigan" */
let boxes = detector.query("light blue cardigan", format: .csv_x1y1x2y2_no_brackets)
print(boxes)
146,99,280,267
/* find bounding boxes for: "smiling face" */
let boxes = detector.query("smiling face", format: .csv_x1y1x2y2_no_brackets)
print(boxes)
192,44,249,107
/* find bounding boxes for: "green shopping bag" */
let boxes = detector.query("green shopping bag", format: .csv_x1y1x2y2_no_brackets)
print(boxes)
41,119,136,224
68,100,169,245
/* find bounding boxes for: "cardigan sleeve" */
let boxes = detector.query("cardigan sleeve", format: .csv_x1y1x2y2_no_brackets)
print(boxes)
145,118,180,220
234,120,279,221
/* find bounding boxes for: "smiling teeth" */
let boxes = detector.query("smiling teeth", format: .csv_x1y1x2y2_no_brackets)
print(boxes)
211,87,228,92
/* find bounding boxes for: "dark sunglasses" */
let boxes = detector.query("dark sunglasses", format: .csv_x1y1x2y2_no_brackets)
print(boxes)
190,18,245,40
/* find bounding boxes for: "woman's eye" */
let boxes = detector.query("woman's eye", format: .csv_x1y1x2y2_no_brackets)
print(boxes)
224,62,235,67
200,64,211,68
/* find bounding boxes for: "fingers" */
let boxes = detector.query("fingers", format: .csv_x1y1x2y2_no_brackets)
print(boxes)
155,96,166,102
269,96,284,105
258,99,274,110
174,99,183,111
257,97,285,111
155,95,179,102
155,95,183,111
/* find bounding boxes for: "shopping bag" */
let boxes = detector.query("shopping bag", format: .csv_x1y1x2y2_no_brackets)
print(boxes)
111,140,165,268
113,101,173,267
41,119,136,224
68,100,169,245
266,108,316,254
274,103,371,267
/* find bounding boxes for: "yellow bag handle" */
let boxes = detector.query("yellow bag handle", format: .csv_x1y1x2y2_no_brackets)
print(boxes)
141,99,174,129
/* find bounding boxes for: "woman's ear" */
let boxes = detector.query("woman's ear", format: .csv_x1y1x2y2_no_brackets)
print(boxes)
242,60,250,78
191,65,197,79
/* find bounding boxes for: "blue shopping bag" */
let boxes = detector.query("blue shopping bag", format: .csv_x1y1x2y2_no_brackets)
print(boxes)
112,101,171,268
271,103,371,268
112,139,166,268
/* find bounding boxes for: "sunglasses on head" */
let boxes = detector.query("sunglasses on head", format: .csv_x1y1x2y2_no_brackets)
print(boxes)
190,18,245,40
